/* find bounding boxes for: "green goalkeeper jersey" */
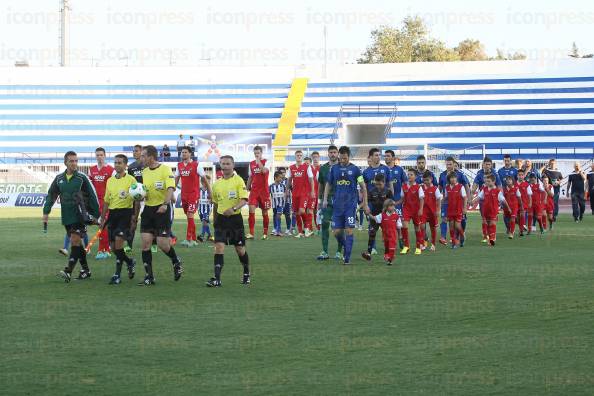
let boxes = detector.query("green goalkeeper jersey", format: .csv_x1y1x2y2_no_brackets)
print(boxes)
317,162,335,204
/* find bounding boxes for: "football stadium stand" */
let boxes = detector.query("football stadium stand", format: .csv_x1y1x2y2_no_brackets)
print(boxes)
1,59,594,165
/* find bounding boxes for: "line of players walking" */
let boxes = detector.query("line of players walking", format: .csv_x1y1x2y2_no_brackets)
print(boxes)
44,143,594,286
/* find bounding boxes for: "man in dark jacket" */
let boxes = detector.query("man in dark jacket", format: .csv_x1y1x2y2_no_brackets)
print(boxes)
566,162,586,222
43,151,100,282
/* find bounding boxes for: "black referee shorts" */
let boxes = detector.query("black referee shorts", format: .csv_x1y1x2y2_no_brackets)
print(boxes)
140,204,172,237
214,214,246,246
108,208,133,242
64,223,87,238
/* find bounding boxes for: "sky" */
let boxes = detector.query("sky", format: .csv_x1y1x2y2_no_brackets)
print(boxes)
1,0,593,67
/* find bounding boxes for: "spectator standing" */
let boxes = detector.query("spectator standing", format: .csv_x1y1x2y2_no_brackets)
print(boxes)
176,134,186,160
566,162,586,222
162,144,171,161
188,136,197,160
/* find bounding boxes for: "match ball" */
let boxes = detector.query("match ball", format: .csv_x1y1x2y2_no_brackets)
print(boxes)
129,182,147,201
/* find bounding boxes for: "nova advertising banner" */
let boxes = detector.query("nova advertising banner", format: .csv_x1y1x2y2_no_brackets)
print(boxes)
190,133,272,163
0,183,50,208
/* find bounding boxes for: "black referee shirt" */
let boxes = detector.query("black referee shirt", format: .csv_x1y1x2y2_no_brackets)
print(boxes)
128,160,144,183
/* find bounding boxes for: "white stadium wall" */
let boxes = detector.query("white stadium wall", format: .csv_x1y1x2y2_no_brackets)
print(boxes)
1,59,594,164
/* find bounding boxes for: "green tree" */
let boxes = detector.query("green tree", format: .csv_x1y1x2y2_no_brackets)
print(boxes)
359,17,501,64
455,39,488,61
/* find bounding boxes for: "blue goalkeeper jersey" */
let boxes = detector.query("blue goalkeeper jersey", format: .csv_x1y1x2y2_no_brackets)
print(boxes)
328,163,363,209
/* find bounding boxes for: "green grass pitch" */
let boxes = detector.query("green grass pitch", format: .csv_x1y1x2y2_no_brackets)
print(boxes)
1,208,593,395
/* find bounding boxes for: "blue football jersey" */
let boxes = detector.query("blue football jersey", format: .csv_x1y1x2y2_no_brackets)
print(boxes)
328,163,363,208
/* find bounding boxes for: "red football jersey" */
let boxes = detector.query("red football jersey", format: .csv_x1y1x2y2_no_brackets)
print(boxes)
446,183,466,218
311,165,320,196
89,164,114,200
517,181,532,208
503,184,521,210
402,183,424,214
375,211,401,241
421,184,441,215
529,182,544,208
542,184,554,207
479,186,504,217
249,159,269,194
288,163,313,196
176,160,203,198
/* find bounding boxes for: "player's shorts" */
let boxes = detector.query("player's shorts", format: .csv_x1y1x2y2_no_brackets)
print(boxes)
483,209,499,222
283,202,291,215
332,203,357,229
503,206,518,217
181,197,198,215
140,204,172,237
248,190,271,210
447,215,463,223
64,223,87,237
199,211,210,222
214,214,246,246
402,208,422,226
531,204,543,214
423,211,439,227
107,208,133,242
292,194,308,212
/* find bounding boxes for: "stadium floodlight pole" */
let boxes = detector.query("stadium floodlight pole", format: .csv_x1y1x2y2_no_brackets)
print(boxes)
59,0,70,67
323,25,328,79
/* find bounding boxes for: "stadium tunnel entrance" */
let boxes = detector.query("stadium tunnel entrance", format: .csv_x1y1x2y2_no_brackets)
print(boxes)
344,124,388,158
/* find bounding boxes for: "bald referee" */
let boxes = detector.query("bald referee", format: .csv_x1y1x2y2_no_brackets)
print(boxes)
206,155,251,287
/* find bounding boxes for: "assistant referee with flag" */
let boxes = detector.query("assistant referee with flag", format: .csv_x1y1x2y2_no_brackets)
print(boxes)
206,155,251,287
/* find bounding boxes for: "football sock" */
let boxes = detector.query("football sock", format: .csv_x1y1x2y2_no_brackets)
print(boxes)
481,223,488,238
509,217,516,234
66,247,78,273
78,246,89,272
296,215,303,234
63,235,70,250
214,253,224,281
401,228,410,248
430,226,437,245
142,250,153,278
461,215,467,231
415,230,423,249
262,213,269,235
344,234,354,262
488,224,497,241
187,218,195,241
440,221,447,239
164,246,180,264
238,251,250,274
248,213,255,234
321,221,330,252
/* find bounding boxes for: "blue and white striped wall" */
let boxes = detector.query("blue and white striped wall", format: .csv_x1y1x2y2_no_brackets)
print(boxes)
292,75,594,154
1,60,593,161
